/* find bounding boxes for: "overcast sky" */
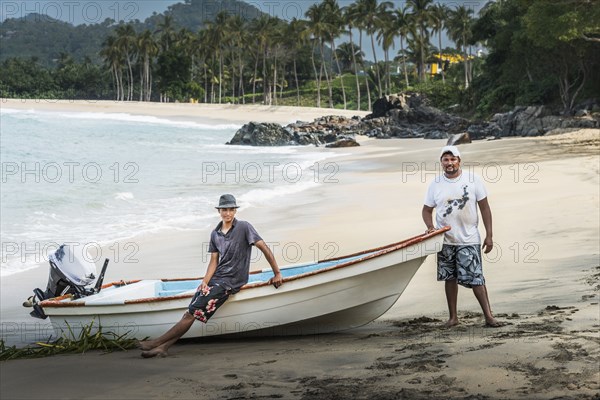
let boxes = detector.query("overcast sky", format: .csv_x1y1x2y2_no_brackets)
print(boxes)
1,1,485,24
0,1,180,25
1,1,486,60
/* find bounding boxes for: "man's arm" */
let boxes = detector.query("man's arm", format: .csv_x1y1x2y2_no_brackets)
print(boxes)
255,240,283,288
478,197,493,254
422,205,435,233
199,252,219,292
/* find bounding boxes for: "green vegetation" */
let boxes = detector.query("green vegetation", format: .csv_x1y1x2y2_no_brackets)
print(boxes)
470,0,600,117
0,14,114,66
0,322,139,361
0,0,598,116
0,56,111,99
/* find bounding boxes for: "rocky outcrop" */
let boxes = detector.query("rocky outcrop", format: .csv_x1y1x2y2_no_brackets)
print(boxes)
227,122,295,146
227,97,599,147
466,105,599,140
228,116,361,147
286,115,363,144
361,93,470,139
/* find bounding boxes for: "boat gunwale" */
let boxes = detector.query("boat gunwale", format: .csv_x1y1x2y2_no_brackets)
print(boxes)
39,227,449,308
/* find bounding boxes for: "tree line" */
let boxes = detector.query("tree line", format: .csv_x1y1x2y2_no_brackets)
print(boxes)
95,0,483,110
1,0,598,116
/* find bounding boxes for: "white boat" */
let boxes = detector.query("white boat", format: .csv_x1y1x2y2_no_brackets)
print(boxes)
36,229,447,340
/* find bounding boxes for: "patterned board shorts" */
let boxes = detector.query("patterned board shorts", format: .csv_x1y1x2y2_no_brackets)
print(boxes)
437,244,485,288
188,284,231,323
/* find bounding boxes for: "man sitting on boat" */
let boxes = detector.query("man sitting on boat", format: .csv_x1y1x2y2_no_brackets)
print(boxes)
139,194,283,358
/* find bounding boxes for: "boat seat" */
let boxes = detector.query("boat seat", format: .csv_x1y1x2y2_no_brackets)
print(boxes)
157,280,201,297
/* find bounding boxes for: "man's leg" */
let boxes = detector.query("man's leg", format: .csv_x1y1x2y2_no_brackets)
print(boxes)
472,285,500,326
139,311,195,357
438,245,459,327
445,279,459,327
483,285,492,315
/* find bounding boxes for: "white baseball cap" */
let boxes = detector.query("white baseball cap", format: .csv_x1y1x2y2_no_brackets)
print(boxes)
439,145,461,158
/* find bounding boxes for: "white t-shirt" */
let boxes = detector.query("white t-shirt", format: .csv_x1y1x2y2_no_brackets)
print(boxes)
424,171,487,245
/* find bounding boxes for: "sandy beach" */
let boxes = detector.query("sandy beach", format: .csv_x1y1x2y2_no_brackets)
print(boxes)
1,100,598,399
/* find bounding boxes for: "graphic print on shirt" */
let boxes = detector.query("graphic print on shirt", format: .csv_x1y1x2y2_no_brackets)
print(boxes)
443,185,469,217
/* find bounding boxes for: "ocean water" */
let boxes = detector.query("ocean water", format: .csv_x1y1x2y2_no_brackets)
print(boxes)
0,107,339,276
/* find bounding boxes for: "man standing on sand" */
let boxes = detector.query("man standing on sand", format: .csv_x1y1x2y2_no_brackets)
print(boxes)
139,194,283,357
422,146,502,328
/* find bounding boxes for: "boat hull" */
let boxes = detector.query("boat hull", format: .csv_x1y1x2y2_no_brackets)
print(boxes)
41,232,444,339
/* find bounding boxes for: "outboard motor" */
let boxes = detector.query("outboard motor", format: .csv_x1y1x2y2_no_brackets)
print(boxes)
26,244,109,319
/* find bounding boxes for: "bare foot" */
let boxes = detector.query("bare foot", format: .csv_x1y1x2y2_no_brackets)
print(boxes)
137,340,156,351
444,318,459,328
485,318,504,328
141,348,168,358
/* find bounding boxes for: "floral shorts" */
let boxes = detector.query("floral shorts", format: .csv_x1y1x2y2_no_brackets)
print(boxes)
188,284,231,323
437,244,485,288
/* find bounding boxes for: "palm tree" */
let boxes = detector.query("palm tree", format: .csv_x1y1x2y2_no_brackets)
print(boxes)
394,7,411,88
156,15,175,52
430,3,448,84
204,11,229,103
448,5,474,88
154,15,175,102
137,30,158,101
248,16,266,103
248,16,275,104
359,0,393,98
348,0,372,110
376,9,396,95
264,17,283,105
100,35,124,100
225,15,246,103
187,31,203,96
196,29,215,103
407,0,433,82
306,3,334,108
177,28,198,97
269,19,286,106
323,0,347,109
335,42,356,72
405,24,436,81
343,3,363,110
303,24,322,107
115,24,137,101
284,18,309,106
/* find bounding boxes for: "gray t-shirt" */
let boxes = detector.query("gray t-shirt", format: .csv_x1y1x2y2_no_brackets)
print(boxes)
208,218,262,292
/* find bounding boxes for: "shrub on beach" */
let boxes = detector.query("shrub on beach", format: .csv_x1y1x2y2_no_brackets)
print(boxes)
0,322,139,361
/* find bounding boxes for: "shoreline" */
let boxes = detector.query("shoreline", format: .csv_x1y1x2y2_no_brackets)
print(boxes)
1,102,598,399
1,99,370,125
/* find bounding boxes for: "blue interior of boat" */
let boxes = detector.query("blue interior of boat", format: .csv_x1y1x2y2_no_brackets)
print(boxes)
156,253,374,297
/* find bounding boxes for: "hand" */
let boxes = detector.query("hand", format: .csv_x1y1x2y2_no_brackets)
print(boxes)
268,272,283,289
197,281,210,295
482,237,494,254
425,226,436,234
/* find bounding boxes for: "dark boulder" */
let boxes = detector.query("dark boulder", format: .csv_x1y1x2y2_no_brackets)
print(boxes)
446,132,471,145
325,137,360,148
424,130,449,140
474,105,599,138
228,122,294,146
367,97,393,119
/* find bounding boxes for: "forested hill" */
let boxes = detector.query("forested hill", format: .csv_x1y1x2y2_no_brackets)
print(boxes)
0,0,264,67
0,14,113,66
144,0,263,32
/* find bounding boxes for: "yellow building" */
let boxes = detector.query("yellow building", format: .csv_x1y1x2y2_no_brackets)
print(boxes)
427,53,475,75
